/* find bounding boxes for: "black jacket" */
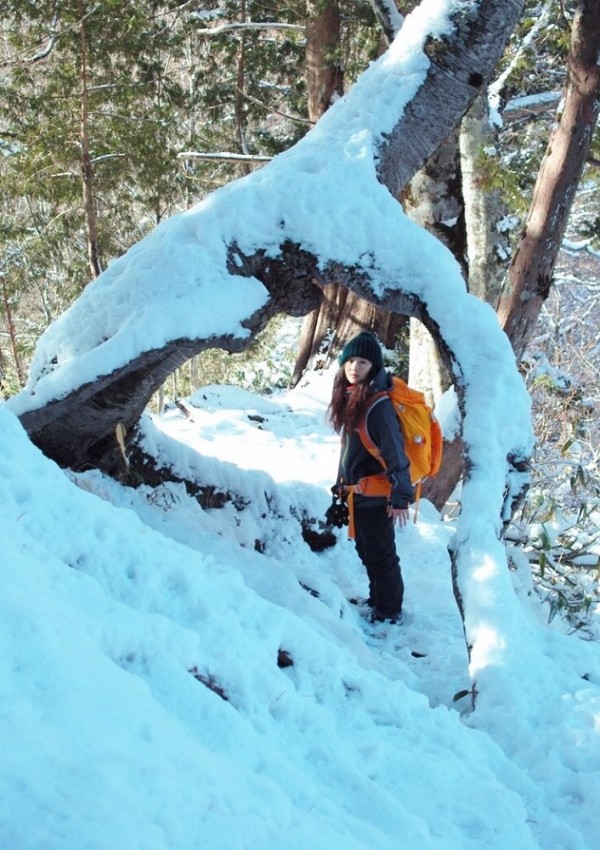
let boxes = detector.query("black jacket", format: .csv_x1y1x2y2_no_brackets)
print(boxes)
337,368,414,509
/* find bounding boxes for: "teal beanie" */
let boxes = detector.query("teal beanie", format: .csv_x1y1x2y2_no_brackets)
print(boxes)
338,332,383,372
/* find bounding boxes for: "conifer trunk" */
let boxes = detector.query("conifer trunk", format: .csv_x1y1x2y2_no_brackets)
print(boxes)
291,3,407,386
1,279,25,388
497,0,600,359
291,1,344,386
79,1,102,279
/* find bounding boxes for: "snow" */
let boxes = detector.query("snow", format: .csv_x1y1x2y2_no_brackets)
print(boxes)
2,1,600,846
2,368,600,850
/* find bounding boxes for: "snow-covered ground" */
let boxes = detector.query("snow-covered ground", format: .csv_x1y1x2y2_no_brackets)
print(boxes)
2,367,599,850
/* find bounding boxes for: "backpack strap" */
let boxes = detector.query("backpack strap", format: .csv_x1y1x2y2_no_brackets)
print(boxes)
357,392,389,470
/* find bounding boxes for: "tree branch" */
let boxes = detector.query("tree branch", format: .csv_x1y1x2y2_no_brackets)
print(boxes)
195,22,305,36
178,151,272,164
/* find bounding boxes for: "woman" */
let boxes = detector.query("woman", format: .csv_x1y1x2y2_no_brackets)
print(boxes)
328,331,413,624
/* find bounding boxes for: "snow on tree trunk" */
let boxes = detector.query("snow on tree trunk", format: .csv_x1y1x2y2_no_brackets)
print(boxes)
375,0,525,197
369,0,404,45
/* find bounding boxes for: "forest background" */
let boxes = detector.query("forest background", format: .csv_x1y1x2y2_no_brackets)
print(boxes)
1,0,599,630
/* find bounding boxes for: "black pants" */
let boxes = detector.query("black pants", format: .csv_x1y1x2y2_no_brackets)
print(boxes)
353,499,404,617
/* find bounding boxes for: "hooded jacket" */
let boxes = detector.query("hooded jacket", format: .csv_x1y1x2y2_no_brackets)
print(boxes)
337,367,414,509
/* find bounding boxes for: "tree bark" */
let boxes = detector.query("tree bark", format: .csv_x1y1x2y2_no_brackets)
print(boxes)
305,0,343,121
402,130,465,401
327,290,405,356
459,91,510,307
497,0,600,360
421,436,463,507
291,1,345,387
79,0,102,279
376,0,525,196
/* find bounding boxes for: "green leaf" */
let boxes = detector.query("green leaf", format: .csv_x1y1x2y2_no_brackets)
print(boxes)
452,689,471,703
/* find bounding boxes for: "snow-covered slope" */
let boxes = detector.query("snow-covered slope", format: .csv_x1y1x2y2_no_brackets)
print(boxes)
2,371,599,850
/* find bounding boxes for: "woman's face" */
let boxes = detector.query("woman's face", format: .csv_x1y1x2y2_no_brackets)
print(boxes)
344,357,373,385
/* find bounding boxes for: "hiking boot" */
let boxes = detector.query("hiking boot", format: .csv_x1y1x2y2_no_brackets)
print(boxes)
369,608,403,626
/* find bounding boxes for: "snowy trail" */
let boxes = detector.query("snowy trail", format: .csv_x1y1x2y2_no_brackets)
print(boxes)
4,388,600,848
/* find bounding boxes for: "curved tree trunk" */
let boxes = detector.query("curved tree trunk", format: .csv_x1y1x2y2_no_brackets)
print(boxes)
374,1,524,196
13,0,538,710
16,0,527,473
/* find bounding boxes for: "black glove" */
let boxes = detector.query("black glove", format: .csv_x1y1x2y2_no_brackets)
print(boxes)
325,493,349,528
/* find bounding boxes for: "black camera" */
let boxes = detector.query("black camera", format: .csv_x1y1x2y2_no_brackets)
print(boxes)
325,494,349,528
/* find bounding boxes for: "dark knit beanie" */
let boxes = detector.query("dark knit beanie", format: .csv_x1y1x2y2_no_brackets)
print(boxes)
338,332,383,372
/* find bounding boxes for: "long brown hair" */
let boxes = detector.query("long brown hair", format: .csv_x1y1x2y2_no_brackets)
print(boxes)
328,368,371,433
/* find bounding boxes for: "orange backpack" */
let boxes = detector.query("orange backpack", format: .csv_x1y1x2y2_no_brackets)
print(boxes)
358,377,443,518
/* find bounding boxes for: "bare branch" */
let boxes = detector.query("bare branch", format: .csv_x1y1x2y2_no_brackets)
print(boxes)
488,0,553,111
195,22,305,36
502,91,562,121
30,32,57,63
178,151,272,163
235,86,313,126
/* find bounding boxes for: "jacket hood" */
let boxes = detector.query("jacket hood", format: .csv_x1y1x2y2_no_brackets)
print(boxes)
368,366,391,395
